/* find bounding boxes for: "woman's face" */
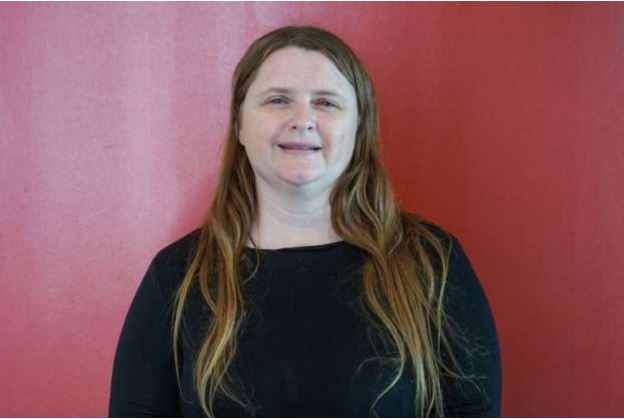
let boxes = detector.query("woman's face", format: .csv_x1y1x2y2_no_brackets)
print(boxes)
238,47,359,194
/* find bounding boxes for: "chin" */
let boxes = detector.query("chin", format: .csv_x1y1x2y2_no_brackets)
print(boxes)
279,171,322,186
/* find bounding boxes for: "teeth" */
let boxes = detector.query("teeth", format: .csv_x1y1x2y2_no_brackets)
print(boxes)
279,145,320,150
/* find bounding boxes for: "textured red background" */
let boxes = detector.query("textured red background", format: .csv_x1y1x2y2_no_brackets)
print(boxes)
1,3,622,417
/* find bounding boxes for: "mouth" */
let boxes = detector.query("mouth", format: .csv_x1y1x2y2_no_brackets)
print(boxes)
277,144,321,156
277,144,322,151
277,143,322,156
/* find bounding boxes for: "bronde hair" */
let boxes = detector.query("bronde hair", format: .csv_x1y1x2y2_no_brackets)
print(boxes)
172,25,477,417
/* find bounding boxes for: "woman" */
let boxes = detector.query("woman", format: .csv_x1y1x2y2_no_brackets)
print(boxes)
109,26,501,417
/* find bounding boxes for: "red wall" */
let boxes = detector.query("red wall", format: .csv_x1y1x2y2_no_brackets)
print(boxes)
1,3,622,416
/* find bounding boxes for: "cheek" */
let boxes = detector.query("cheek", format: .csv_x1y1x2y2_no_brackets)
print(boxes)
326,123,357,159
242,116,276,149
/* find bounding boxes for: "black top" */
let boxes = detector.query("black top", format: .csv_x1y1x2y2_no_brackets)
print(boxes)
109,222,501,417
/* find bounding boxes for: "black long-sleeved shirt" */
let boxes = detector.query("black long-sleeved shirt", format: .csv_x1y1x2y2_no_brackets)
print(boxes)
109,222,501,417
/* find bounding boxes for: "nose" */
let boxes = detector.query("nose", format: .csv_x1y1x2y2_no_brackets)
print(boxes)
289,102,316,133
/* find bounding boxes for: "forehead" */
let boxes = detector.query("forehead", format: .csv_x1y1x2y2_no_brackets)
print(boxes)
248,47,354,97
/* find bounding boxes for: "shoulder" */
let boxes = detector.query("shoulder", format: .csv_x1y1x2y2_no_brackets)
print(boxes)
404,215,493,329
153,228,201,265
400,212,481,292
400,212,457,254
149,228,201,295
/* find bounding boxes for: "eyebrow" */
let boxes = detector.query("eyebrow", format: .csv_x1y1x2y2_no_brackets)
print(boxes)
257,87,345,99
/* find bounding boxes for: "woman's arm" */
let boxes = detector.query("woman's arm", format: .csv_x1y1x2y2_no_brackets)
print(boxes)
109,259,181,417
441,236,502,417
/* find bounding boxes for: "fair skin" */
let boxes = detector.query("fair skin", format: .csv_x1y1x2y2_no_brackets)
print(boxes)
238,47,359,249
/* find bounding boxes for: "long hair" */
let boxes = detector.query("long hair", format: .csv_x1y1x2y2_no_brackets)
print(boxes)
172,25,473,417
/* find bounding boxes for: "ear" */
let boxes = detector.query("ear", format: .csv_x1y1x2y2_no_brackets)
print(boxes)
236,120,245,146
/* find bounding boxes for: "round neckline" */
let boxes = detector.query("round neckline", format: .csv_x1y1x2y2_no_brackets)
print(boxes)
244,239,347,252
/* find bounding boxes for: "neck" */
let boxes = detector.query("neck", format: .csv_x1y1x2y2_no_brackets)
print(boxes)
248,181,341,249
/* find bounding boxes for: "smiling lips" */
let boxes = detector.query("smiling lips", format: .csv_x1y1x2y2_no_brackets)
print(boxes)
278,142,322,151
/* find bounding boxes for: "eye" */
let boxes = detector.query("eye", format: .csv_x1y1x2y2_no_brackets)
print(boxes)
267,96,289,105
316,99,337,108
